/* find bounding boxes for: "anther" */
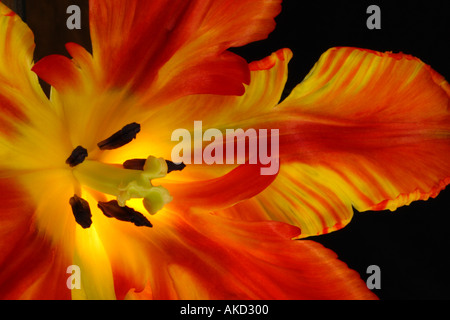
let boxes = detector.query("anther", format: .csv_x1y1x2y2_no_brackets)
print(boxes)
97,200,152,227
166,160,186,173
66,146,88,167
122,158,146,170
69,195,92,229
97,122,141,150
123,158,186,173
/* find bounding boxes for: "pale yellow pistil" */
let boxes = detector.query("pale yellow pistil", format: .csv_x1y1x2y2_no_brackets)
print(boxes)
73,156,173,214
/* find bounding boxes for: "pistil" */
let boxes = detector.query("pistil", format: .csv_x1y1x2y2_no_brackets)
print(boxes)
73,156,172,214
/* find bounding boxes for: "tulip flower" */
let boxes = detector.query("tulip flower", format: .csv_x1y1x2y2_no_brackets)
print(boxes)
0,0,448,300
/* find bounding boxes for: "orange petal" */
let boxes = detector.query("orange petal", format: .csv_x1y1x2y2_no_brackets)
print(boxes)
33,0,282,103
279,47,450,209
219,163,355,236
148,48,292,134
225,47,450,237
140,210,376,299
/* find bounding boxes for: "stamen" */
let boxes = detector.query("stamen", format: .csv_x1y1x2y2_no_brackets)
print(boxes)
98,200,152,227
123,158,186,173
69,195,92,229
97,122,141,150
66,146,88,167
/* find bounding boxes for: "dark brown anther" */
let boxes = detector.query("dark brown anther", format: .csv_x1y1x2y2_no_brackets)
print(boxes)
165,160,186,173
97,200,152,227
123,158,186,173
122,158,147,170
66,146,88,167
97,122,141,150
69,195,92,229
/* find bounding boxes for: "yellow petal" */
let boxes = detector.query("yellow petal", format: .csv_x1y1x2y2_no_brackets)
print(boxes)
0,3,51,138
72,224,116,300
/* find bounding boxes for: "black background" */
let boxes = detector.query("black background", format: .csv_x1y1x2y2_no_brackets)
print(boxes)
8,0,450,300
233,0,450,300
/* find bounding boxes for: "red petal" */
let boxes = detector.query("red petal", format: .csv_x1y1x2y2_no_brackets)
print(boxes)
33,0,282,103
227,47,450,237
31,54,83,92
0,177,71,299
143,210,376,299
164,163,277,211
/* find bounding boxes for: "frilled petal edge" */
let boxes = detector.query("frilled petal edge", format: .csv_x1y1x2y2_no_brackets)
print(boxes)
210,47,450,237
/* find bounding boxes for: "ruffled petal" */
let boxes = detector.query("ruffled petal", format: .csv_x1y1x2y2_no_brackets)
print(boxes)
141,210,376,299
33,0,282,102
223,47,450,237
144,48,292,134
219,163,354,236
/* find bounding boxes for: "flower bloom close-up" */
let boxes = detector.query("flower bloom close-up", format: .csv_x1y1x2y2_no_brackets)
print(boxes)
0,0,449,300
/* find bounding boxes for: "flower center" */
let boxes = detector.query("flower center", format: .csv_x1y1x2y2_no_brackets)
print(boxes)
66,122,182,229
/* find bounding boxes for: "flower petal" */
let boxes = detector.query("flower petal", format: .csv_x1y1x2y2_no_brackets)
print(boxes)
224,47,450,237
71,224,117,300
164,163,277,211
0,177,71,299
33,0,282,102
219,163,355,236
0,6,72,296
0,3,50,138
144,48,293,135
69,195,375,299
140,210,376,299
